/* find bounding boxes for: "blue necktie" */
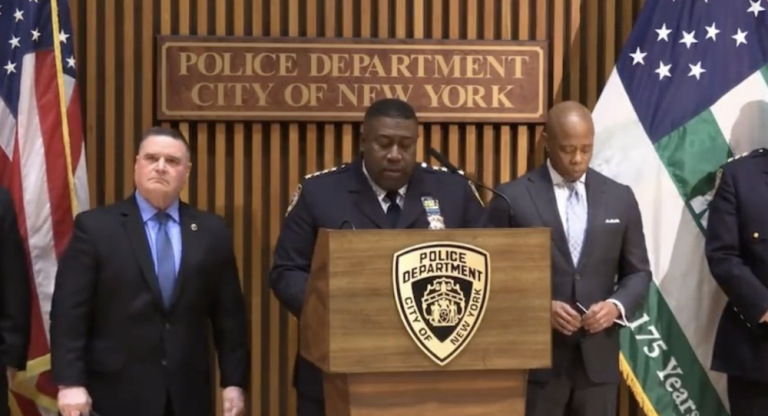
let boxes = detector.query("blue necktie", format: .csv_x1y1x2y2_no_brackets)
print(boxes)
154,212,176,307
385,191,401,228
565,182,587,265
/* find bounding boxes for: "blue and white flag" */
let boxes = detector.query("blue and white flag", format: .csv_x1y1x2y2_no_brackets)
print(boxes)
589,0,768,414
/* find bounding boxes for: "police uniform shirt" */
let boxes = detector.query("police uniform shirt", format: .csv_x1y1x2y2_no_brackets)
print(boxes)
362,162,406,211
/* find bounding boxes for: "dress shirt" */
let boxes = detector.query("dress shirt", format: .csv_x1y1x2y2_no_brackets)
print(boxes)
134,191,182,274
546,160,628,326
362,163,407,212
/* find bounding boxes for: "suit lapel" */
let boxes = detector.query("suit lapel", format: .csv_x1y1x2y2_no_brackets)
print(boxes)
120,196,165,309
168,203,201,309
397,167,426,229
526,167,571,261
577,169,606,269
350,160,390,229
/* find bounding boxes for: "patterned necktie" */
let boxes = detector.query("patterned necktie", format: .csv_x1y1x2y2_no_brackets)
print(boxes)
385,191,401,228
154,212,177,307
565,182,587,265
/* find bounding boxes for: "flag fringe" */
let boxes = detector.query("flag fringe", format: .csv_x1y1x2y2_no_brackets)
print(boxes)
9,393,23,416
619,352,660,416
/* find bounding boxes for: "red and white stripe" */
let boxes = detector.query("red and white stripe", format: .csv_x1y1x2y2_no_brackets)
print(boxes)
0,50,89,416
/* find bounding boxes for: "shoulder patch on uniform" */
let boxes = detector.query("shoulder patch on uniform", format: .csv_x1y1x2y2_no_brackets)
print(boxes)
468,180,484,207
713,168,723,193
304,163,349,179
285,184,302,217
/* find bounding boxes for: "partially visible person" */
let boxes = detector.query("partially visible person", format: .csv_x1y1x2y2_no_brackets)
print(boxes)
50,126,249,416
705,147,768,416
269,98,486,416
0,185,31,416
485,101,651,416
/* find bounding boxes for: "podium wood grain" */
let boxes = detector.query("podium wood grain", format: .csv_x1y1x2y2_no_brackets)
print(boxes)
300,228,552,415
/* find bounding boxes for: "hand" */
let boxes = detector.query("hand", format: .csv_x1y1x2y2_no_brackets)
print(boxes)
582,301,620,333
57,386,92,416
6,368,15,386
222,386,245,416
761,310,768,323
551,301,581,335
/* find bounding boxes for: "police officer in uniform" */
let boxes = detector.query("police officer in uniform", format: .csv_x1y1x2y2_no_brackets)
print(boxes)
705,147,768,416
268,98,486,416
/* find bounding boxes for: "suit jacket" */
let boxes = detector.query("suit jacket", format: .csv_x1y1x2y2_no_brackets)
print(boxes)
0,185,31,414
49,194,249,416
485,165,651,384
269,158,486,400
705,148,768,381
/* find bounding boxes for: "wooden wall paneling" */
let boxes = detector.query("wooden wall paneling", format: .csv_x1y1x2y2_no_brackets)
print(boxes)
104,0,116,204
66,0,657,415
501,0,515,183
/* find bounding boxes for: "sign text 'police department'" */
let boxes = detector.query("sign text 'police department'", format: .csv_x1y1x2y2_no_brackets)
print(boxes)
156,36,547,123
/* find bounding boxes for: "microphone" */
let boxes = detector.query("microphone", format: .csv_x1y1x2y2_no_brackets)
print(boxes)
427,147,514,225
338,219,356,230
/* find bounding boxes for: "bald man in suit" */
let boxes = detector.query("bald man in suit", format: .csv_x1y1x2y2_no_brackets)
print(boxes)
485,101,652,416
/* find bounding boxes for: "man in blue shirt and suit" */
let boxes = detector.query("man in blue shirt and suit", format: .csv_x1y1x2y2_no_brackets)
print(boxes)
269,98,487,416
50,127,249,416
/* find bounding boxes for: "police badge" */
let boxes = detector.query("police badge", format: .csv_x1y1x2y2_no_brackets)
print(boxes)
392,242,491,366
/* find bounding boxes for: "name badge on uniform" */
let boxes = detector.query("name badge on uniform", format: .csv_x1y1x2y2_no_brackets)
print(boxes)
421,196,445,230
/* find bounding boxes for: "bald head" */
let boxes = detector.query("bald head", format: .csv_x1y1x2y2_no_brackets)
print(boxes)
544,101,594,181
545,101,594,140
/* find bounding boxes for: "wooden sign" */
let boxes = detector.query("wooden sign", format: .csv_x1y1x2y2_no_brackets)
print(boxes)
156,36,548,123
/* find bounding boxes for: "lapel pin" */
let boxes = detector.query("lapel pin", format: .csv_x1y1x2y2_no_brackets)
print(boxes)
753,232,759,239
191,223,198,231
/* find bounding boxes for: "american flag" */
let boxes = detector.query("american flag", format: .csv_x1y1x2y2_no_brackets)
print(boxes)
0,0,89,415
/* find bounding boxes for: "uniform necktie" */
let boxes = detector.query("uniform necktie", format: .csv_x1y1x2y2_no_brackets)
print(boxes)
565,182,587,265
385,191,401,228
154,211,177,307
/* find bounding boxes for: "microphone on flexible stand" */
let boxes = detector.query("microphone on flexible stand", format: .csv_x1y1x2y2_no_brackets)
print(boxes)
338,219,356,230
427,147,515,225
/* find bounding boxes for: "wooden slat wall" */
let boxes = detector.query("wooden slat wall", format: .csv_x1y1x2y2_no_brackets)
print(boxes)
68,0,649,415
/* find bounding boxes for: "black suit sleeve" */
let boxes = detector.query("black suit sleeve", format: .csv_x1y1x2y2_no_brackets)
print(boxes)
269,184,317,319
209,218,249,389
461,180,488,227
0,189,30,370
705,166,768,325
610,185,652,320
483,188,513,228
50,213,96,386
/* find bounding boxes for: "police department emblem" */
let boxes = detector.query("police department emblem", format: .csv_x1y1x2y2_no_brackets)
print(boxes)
392,242,491,366
713,168,723,193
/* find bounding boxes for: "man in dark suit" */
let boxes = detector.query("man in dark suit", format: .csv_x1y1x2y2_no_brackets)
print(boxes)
0,186,31,416
269,98,486,416
50,127,249,416
485,101,651,416
705,147,768,416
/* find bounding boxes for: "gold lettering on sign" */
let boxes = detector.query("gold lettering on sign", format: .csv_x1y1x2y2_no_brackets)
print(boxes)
157,37,547,122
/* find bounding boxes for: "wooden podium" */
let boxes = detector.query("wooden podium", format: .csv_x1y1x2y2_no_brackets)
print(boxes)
299,228,552,416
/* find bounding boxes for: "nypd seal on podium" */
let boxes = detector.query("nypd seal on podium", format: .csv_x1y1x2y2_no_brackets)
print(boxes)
392,242,491,366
